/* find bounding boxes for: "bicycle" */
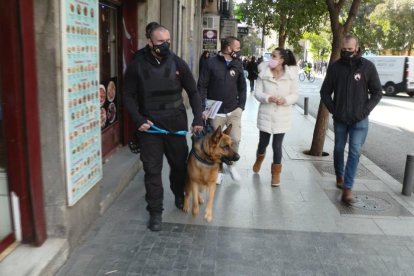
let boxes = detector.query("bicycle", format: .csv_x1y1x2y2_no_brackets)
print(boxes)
299,71,315,82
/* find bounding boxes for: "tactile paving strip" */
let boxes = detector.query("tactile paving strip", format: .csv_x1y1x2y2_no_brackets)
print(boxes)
313,162,378,180
324,190,413,217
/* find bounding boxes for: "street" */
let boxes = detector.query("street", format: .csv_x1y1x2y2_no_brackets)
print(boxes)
296,75,414,184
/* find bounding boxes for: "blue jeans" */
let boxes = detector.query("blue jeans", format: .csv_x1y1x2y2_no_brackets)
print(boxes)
333,118,369,189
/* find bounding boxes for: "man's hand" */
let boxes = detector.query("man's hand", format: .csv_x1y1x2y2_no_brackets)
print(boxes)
202,110,209,120
192,125,204,133
138,120,153,132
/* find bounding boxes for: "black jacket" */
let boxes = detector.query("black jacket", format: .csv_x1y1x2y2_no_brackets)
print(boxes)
320,55,382,124
246,61,259,80
197,53,247,113
123,50,203,132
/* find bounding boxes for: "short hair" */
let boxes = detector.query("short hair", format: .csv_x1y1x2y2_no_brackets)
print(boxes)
148,25,169,39
343,33,359,47
273,47,297,66
220,36,240,52
145,22,159,39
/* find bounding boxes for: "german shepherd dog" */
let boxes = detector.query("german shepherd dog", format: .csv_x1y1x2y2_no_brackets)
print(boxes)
183,124,240,222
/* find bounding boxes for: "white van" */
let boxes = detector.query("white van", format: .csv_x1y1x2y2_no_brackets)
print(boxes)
364,56,414,97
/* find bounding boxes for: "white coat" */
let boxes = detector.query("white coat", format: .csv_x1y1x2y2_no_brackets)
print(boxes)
254,62,299,134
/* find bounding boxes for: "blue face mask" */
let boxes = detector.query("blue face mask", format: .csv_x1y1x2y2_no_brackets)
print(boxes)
152,41,170,57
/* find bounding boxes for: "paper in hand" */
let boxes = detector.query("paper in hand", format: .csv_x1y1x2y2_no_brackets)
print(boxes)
205,99,223,119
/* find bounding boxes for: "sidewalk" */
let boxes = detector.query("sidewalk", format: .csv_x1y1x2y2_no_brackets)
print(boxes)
56,94,414,275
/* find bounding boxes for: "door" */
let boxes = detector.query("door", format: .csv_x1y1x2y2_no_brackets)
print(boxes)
99,2,123,157
0,0,46,250
0,81,15,254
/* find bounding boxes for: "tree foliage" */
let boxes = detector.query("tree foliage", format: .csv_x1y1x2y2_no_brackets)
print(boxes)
369,0,414,55
235,0,327,49
350,0,384,53
303,28,331,62
240,31,262,56
309,0,362,157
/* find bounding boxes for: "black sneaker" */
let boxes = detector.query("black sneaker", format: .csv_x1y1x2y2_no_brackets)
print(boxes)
174,195,184,210
148,213,162,231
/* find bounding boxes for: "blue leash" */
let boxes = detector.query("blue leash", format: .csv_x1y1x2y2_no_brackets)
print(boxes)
145,124,188,136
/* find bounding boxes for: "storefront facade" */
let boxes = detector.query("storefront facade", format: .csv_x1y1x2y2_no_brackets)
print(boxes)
0,0,203,269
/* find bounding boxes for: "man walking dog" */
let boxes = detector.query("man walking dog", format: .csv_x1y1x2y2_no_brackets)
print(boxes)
124,25,203,231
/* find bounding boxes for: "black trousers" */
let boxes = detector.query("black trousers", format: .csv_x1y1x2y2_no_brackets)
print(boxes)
257,131,285,164
249,79,255,91
139,132,188,214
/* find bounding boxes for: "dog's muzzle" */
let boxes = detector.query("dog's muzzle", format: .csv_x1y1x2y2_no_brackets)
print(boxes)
221,153,240,165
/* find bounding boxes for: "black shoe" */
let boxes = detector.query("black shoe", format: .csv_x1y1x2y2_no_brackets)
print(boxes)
148,213,162,231
175,195,184,210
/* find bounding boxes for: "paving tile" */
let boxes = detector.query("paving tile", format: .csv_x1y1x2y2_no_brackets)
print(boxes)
56,99,414,276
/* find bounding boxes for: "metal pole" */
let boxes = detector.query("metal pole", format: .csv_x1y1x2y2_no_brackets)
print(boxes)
402,154,414,196
304,97,309,115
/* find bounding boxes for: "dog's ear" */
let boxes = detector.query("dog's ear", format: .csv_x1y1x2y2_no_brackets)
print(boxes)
211,125,222,143
223,124,232,135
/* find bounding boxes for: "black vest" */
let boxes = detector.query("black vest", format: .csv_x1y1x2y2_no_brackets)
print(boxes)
136,54,183,114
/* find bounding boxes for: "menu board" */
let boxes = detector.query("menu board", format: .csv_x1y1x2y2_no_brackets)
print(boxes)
62,0,102,206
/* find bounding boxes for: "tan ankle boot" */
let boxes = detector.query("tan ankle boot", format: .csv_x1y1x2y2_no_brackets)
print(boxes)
271,163,282,187
252,153,265,173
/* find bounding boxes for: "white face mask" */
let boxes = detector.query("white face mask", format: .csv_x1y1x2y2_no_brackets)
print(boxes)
268,59,279,69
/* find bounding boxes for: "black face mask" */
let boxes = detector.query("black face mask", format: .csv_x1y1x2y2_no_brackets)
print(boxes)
340,50,355,61
230,50,241,59
152,41,170,57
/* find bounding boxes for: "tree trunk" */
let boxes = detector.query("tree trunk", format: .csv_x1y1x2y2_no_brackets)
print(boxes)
278,33,286,48
278,15,287,48
261,25,265,49
309,103,330,156
308,25,344,156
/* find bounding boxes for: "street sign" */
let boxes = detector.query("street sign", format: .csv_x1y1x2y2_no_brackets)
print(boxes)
220,19,238,39
202,29,218,50
238,27,248,35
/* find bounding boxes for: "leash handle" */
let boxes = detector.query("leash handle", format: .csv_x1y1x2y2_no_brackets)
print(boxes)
145,124,188,136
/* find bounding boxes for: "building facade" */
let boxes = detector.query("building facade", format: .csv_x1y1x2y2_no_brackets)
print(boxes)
0,0,203,273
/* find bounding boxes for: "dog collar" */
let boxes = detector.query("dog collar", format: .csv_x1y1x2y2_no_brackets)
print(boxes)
190,148,215,166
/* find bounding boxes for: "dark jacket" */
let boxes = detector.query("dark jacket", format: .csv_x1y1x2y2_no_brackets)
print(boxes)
132,44,151,60
124,50,203,132
320,55,382,124
246,61,259,80
197,53,247,113
199,55,209,74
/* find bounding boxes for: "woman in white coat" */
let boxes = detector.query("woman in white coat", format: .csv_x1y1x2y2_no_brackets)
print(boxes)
252,48,299,186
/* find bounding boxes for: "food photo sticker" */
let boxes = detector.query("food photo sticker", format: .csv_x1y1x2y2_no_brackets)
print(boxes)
99,84,106,106
107,102,116,124
100,107,107,128
107,81,116,102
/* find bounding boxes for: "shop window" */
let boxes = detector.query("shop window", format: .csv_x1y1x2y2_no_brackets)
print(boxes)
99,2,122,157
